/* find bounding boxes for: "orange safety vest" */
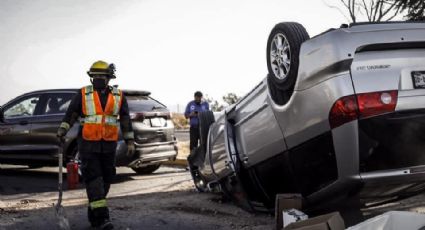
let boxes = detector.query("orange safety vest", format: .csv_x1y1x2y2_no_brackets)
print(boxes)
81,85,122,141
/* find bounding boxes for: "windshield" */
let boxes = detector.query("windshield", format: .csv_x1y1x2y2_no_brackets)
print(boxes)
127,96,166,112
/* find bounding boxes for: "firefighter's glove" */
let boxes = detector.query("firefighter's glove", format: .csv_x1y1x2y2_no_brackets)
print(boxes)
126,140,136,158
57,127,67,143
57,122,70,140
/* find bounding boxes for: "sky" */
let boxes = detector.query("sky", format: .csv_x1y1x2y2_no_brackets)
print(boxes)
0,0,401,112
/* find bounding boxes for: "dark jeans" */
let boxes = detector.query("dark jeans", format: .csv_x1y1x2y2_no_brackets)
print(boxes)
80,150,116,224
190,126,200,151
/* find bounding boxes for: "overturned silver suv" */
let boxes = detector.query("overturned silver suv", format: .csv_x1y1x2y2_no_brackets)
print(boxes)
189,21,425,212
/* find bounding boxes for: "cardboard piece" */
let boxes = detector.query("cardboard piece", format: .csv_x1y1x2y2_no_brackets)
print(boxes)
283,209,309,228
275,194,303,230
284,212,345,230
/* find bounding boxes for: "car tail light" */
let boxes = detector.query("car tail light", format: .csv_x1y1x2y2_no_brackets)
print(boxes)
357,91,397,119
130,112,145,121
161,112,172,119
329,95,358,129
158,112,172,119
329,90,398,129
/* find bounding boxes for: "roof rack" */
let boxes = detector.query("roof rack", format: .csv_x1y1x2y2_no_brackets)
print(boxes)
346,20,425,28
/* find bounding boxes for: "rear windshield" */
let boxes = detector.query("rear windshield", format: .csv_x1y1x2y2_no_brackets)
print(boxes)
127,96,166,112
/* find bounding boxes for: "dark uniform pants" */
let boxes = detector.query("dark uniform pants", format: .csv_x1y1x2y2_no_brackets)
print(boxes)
80,150,116,225
189,126,200,150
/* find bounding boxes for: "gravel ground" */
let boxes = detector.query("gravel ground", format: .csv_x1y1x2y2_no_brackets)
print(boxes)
0,165,273,230
2,163,425,230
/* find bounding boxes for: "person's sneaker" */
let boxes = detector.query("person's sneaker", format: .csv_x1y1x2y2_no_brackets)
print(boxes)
99,219,114,230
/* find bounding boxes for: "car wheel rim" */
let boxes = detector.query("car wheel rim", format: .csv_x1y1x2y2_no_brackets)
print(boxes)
270,33,291,80
195,179,204,189
192,169,205,190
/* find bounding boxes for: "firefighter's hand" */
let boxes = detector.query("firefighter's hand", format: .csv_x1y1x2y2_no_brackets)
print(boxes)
56,127,67,142
126,140,136,158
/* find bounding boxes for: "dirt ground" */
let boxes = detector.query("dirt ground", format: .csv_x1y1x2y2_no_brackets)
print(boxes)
2,164,425,230
0,165,273,230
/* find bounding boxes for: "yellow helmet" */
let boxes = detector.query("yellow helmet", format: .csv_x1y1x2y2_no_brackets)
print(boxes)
87,60,116,78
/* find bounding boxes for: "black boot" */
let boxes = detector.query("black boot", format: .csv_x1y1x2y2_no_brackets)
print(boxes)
98,218,114,230
88,207,98,227
91,207,112,229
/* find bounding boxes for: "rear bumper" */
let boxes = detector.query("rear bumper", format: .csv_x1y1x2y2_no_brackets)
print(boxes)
357,165,425,198
115,140,178,167
305,165,425,207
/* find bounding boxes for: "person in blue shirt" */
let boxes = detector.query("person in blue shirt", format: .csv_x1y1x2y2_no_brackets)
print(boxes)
185,91,210,150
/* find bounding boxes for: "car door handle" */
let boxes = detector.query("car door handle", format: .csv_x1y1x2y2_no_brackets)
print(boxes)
19,121,29,125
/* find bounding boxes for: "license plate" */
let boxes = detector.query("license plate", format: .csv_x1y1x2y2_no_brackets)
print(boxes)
150,117,166,127
412,71,425,89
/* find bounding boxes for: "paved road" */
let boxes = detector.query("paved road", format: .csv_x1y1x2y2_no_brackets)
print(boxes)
175,130,189,142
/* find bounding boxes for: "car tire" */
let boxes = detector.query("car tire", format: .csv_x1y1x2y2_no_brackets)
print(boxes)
131,164,161,174
189,148,208,192
198,110,215,152
266,22,309,103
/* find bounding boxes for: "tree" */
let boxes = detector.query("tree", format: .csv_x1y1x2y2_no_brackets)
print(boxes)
222,93,240,106
326,0,425,22
204,94,224,112
204,93,240,112
397,0,425,20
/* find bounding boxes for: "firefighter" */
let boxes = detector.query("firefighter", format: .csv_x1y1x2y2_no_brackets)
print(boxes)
57,60,135,229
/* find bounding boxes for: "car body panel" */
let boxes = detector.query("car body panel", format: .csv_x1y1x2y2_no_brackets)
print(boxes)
0,93,40,162
296,22,425,91
396,89,425,110
208,114,234,179
271,73,355,149
231,81,286,168
351,49,425,94
0,118,32,153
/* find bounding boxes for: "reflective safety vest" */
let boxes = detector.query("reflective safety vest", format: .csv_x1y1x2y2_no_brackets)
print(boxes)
81,85,122,141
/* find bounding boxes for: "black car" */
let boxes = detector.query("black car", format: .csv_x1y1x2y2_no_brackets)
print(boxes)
0,88,178,174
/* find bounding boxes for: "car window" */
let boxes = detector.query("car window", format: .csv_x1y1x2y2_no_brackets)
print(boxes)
127,96,166,112
4,95,40,118
41,93,75,115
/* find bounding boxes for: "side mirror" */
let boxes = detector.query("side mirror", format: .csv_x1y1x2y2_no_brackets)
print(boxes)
0,106,4,123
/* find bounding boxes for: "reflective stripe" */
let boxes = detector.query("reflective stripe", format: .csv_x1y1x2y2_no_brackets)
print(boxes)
111,86,120,95
104,115,118,125
83,115,103,124
60,122,70,131
111,87,121,115
84,86,96,115
85,85,94,94
89,199,107,209
84,115,118,125
123,131,134,140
